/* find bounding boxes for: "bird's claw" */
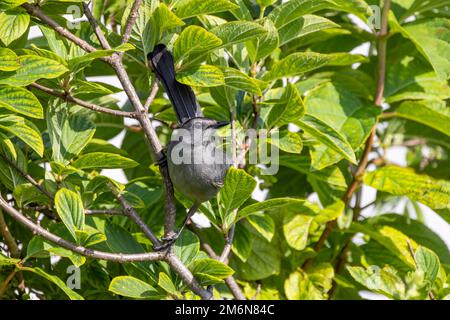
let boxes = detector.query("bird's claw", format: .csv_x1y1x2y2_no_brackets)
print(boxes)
156,153,168,167
153,233,179,251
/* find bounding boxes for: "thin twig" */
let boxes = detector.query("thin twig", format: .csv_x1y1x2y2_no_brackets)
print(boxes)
0,210,21,259
0,152,53,201
0,270,17,298
0,210,25,294
83,2,111,49
30,83,137,118
121,0,143,46
219,225,235,263
84,209,123,216
144,82,159,111
22,4,99,55
111,187,161,247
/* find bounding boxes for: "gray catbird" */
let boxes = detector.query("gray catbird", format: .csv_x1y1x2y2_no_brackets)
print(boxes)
148,44,231,247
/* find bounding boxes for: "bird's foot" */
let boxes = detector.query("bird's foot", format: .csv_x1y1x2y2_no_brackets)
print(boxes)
153,233,179,251
156,152,167,167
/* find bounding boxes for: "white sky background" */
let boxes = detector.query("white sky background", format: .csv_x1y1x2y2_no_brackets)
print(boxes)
26,9,450,300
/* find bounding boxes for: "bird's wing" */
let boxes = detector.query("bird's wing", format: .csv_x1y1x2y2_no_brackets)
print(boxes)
148,44,203,124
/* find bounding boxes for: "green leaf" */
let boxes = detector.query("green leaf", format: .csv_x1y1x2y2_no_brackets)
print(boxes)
0,47,20,71
25,236,86,268
175,0,239,19
0,136,27,190
415,246,440,288
0,114,43,156
173,230,200,266
363,213,450,265
0,8,30,46
19,266,84,300
0,55,68,87
392,17,450,80
347,265,406,299
384,41,450,103
269,0,370,27
314,200,345,224
239,197,307,219
278,155,347,189
394,100,450,137
109,276,163,299
0,85,43,119
247,213,275,242
268,130,303,154
0,0,27,11
72,152,138,170
231,222,254,262
246,18,279,63
54,188,85,241
211,21,268,46
266,83,305,128
296,115,357,165
283,213,313,251
364,166,450,210
13,183,50,207
268,0,337,28
158,272,178,296
219,167,257,218
352,223,418,268
221,66,267,96
176,65,225,87
68,44,135,70
231,228,281,280
46,102,96,164
302,82,380,169
174,25,222,64
264,52,367,81
191,258,234,285
278,14,339,46
105,222,156,279
285,264,334,300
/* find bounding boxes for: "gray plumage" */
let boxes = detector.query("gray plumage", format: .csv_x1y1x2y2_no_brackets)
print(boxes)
167,118,231,204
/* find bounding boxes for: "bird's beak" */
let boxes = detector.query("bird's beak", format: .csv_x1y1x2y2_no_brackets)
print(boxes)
211,121,229,129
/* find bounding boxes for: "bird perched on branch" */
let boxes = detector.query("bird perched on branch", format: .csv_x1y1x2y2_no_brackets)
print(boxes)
148,44,231,249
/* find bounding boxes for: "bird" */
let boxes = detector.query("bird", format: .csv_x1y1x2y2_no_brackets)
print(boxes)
148,44,231,249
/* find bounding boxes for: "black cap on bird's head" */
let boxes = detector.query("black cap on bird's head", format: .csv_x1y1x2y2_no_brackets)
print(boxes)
148,44,203,124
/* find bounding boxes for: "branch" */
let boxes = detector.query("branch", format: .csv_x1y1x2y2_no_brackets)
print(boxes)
30,83,138,119
0,210,21,259
83,2,111,50
219,225,235,263
0,195,166,262
84,209,123,216
0,152,53,201
111,187,161,247
144,82,159,111
22,3,98,55
302,0,391,273
121,0,143,46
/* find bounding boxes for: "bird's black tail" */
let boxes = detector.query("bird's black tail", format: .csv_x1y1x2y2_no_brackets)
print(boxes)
148,44,203,124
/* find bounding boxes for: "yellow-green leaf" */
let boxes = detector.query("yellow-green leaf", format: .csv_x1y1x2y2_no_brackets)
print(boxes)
0,85,43,119
364,166,450,210
0,55,68,87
